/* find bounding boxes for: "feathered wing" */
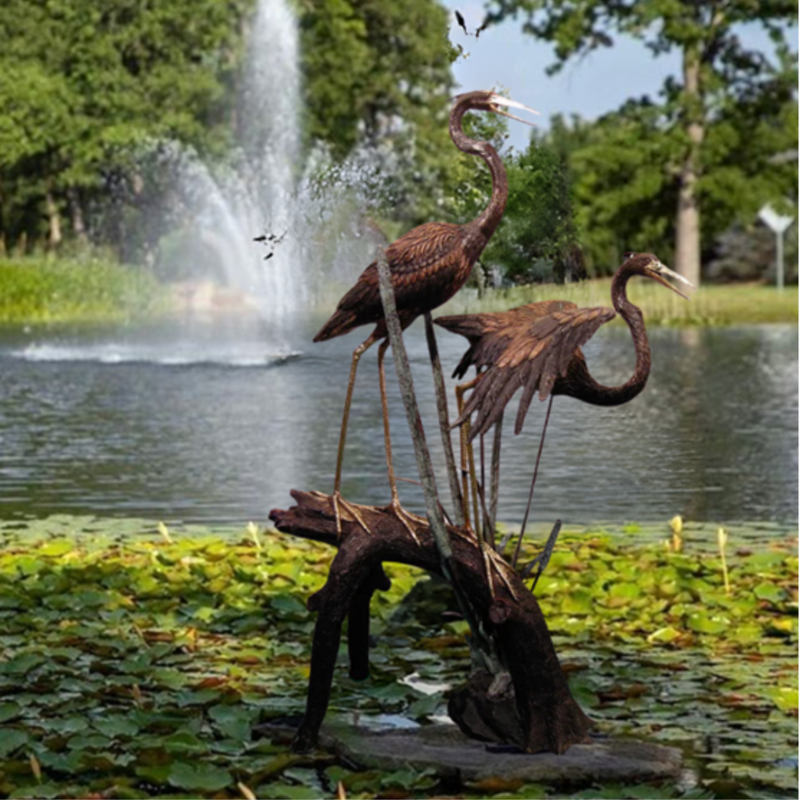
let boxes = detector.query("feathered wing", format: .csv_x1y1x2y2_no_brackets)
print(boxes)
453,305,617,438
435,301,576,378
313,223,465,342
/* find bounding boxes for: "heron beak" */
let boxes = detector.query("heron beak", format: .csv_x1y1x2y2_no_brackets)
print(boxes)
488,95,540,127
647,261,695,300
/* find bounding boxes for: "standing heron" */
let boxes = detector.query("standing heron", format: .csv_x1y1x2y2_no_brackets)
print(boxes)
314,90,538,534
435,253,693,574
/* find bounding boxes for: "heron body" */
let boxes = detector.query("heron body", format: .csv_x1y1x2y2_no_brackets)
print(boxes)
314,89,531,346
435,253,694,440
312,90,538,534
313,222,487,343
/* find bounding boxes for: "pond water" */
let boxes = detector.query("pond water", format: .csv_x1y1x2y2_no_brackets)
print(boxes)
0,320,796,528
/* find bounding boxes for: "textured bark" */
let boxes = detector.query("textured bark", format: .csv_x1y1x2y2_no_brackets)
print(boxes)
45,184,62,250
269,490,592,756
675,47,704,287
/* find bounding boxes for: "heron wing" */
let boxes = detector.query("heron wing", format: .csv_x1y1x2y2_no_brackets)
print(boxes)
434,300,577,378
459,305,617,438
313,223,465,341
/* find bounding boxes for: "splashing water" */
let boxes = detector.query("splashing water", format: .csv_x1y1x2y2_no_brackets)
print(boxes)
153,0,385,350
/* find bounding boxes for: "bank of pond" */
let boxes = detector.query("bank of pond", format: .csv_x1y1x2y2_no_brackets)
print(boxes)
0,257,797,327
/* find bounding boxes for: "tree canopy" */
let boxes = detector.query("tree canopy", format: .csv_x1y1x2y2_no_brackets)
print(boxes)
486,0,798,283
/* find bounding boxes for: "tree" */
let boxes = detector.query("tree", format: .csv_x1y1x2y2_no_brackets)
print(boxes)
486,0,798,285
442,112,583,284
0,0,253,253
298,0,457,226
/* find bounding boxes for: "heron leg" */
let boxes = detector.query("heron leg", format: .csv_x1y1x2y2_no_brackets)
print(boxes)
377,339,423,545
454,378,479,532
455,377,497,599
511,396,554,569
488,410,503,549
331,332,381,536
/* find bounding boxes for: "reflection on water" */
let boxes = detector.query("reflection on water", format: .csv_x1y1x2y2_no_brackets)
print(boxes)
0,322,796,526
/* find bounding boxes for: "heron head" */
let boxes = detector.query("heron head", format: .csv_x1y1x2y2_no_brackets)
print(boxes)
626,252,695,300
451,90,539,127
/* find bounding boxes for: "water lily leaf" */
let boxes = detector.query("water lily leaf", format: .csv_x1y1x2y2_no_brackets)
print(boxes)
8,782,64,799
687,613,729,635
48,716,90,735
38,540,75,558
270,594,307,616
0,701,22,722
167,761,232,791
0,728,28,756
764,687,799,712
261,783,321,800
161,730,208,754
646,626,682,644
753,582,787,604
208,703,254,741
561,589,594,615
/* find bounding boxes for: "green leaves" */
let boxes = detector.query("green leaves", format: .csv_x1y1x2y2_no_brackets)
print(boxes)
0,516,795,798
167,761,232,792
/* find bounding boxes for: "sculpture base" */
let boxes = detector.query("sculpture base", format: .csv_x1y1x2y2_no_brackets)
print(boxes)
259,718,683,786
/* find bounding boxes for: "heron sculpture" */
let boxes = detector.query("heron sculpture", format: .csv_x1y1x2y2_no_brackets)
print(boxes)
313,90,539,535
435,252,694,574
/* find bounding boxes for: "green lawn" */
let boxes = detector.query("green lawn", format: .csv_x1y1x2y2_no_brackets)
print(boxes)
1,257,796,328
443,281,799,326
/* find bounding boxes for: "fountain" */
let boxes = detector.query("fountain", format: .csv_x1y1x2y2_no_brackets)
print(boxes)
155,0,384,355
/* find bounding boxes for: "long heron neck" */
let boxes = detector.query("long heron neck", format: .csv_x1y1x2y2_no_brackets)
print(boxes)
449,103,508,239
571,270,651,406
607,269,651,404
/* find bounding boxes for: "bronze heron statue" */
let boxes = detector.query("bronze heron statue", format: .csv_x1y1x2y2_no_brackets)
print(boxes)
436,252,694,572
313,90,538,534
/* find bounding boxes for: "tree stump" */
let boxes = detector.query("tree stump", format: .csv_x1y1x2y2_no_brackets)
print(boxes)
269,490,592,755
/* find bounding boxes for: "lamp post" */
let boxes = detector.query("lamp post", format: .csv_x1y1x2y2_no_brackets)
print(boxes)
758,205,794,290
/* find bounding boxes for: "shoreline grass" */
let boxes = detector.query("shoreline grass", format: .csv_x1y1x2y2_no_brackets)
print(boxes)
440,280,799,326
0,257,166,325
1,257,796,327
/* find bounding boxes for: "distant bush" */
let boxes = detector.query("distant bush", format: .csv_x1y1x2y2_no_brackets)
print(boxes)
0,258,165,324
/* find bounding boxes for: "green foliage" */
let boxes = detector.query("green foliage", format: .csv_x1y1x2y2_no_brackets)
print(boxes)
0,0,461,254
487,0,798,280
487,140,581,283
440,113,582,284
0,258,165,324
299,0,458,227
0,516,795,798
0,0,253,253
544,107,680,272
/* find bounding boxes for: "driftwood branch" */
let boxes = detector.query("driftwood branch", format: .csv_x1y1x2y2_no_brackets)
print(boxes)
270,492,592,755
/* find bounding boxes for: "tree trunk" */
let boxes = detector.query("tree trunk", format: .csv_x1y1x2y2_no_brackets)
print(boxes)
45,185,62,252
68,188,88,245
674,47,704,287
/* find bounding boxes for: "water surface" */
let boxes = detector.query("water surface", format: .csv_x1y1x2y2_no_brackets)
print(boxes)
0,321,796,527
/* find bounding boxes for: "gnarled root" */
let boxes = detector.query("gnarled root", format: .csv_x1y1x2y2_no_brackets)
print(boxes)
269,490,592,755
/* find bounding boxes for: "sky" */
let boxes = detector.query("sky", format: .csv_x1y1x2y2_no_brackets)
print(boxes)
440,0,791,152
441,0,680,150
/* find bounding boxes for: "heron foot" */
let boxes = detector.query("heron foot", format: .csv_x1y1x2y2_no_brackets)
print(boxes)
331,491,372,538
385,497,425,546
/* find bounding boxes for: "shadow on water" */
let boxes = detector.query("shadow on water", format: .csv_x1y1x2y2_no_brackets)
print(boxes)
0,320,796,527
